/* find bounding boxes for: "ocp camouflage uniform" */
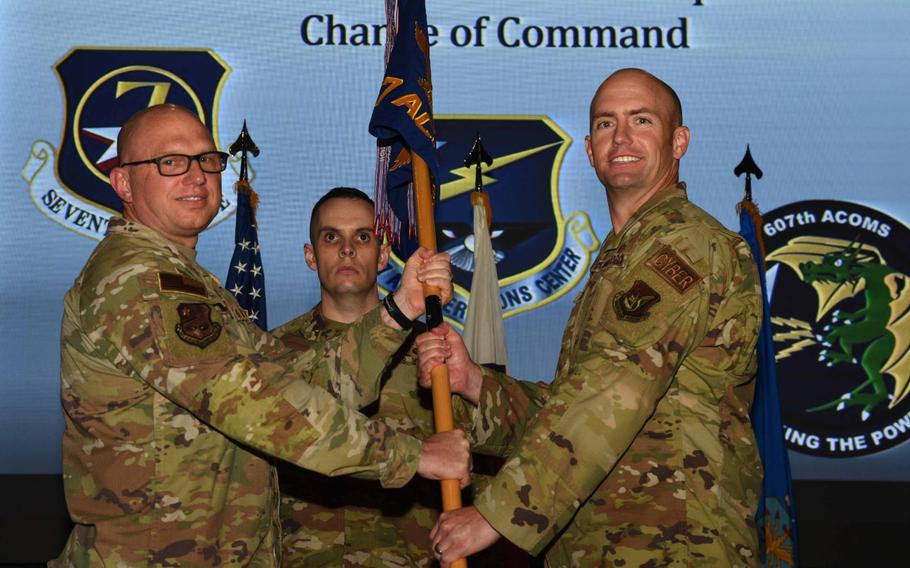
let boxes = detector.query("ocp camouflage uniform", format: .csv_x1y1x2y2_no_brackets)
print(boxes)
53,218,421,567
463,184,763,567
273,308,439,567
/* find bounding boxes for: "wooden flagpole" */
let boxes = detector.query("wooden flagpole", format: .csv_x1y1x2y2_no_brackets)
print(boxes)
413,152,468,568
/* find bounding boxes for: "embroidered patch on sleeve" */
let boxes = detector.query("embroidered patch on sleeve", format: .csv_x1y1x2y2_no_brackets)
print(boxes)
175,303,222,348
612,280,661,322
158,272,208,298
645,245,701,293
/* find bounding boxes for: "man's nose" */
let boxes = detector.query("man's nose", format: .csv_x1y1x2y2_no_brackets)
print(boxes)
612,123,630,146
340,239,354,257
185,158,206,184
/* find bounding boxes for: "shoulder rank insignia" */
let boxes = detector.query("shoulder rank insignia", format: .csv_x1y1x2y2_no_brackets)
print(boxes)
592,245,626,272
159,272,208,298
645,245,700,293
613,280,661,322
175,303,222,348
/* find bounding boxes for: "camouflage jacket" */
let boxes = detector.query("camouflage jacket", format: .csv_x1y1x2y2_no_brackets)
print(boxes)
53,218,420,567
468,185,763,567
272,308,439,567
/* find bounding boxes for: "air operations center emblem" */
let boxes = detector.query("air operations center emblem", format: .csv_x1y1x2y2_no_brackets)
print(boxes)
22,47,234,239
377,115,600,328
764,199,910,457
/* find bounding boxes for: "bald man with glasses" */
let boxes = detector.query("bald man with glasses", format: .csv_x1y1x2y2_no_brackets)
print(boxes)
52,104,468,567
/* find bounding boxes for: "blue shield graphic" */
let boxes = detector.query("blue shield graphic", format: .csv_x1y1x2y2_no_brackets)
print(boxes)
54,48,231,214
378,115,599,326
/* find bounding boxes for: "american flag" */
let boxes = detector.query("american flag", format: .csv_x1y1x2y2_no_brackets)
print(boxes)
225,181,267,330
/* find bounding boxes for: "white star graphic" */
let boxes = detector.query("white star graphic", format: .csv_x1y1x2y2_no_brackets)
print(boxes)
248,310,259,321
229,283,243,296
249,286,262,300
80,126,122,168
233,261,247,273
252,243,261,254
238,239,251,251
251,264,263,278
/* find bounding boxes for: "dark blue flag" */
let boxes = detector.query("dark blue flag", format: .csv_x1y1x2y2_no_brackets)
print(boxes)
739,202,797,567
225,181,267,330
368,0,438,256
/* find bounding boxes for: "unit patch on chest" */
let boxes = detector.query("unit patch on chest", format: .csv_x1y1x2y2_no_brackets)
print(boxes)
612,280,661,322
175,303,222,348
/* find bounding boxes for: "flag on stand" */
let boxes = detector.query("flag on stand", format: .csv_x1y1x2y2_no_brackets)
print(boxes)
739,199,798,568
225,180,267,330
463,190,508,370
368,0,438,255
461,136,508,371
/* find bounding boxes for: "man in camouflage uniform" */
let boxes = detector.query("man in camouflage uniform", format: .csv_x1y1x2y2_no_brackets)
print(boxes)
417,69,763,567
272,187,439,567
53,104,469,567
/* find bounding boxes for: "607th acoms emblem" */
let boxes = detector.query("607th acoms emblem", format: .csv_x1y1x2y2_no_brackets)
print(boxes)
22,47,233,239
764,200,910,457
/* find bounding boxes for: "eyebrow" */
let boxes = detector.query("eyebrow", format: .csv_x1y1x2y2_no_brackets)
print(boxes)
592,107,658,120
318,226,374,234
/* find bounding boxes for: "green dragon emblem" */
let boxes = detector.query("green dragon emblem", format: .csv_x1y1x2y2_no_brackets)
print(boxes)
768,236,910,421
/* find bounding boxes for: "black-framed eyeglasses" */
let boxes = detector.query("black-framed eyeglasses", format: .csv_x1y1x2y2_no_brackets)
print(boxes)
119,151,230,177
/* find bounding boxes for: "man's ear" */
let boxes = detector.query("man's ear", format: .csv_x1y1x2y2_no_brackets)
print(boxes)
378,241,391,271
304,243,318,271
584,134,595,167
109,167,132,203
672,126,690,160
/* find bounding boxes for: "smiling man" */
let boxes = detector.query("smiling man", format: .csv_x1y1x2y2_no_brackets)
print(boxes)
273,187,441,566
53,105,468,567
417,69,764,566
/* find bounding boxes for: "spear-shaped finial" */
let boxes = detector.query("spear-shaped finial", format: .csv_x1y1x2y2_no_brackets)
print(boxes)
229,120,260,182
464,133,493,193
734,144,763,202
463,134,495,228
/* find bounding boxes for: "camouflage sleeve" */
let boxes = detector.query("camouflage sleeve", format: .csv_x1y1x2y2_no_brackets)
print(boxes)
473,236,712,553
452,367,550,455
277,311,407,411
370,332,439,439
78,261,420,488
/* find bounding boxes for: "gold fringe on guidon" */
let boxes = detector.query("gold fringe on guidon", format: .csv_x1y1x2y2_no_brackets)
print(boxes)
234,179,259,218
738,198,766,269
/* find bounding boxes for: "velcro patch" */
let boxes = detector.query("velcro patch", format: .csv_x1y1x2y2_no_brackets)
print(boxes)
175,303,222,348
613,280,661,322
158,272,208,298
645,245,700,293
592,245,626,272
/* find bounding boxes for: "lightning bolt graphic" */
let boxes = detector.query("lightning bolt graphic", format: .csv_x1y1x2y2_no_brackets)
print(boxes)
770,317,818,360
772,317,813,330
440,141,562,201
775,338,817,361
773,330,816,342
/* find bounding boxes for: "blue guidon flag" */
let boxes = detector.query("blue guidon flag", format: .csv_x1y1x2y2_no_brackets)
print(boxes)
739,201,797,568
368,0,438,254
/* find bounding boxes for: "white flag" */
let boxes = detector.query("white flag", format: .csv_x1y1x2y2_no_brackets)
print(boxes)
463,193,508,369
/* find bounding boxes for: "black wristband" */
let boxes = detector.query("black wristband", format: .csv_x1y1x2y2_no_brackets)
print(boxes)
383,293,415,330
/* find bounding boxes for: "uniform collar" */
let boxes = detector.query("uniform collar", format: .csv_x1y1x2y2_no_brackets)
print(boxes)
106,217,198,262
310,304,352,333
603,182,688,251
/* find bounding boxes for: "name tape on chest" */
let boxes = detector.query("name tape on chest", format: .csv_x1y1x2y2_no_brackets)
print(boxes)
158,272,208,298
645,245,700,293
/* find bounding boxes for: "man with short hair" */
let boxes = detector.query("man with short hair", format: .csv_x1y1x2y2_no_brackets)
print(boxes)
53,104,467,567
419,69,763,567
273,186,440,566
